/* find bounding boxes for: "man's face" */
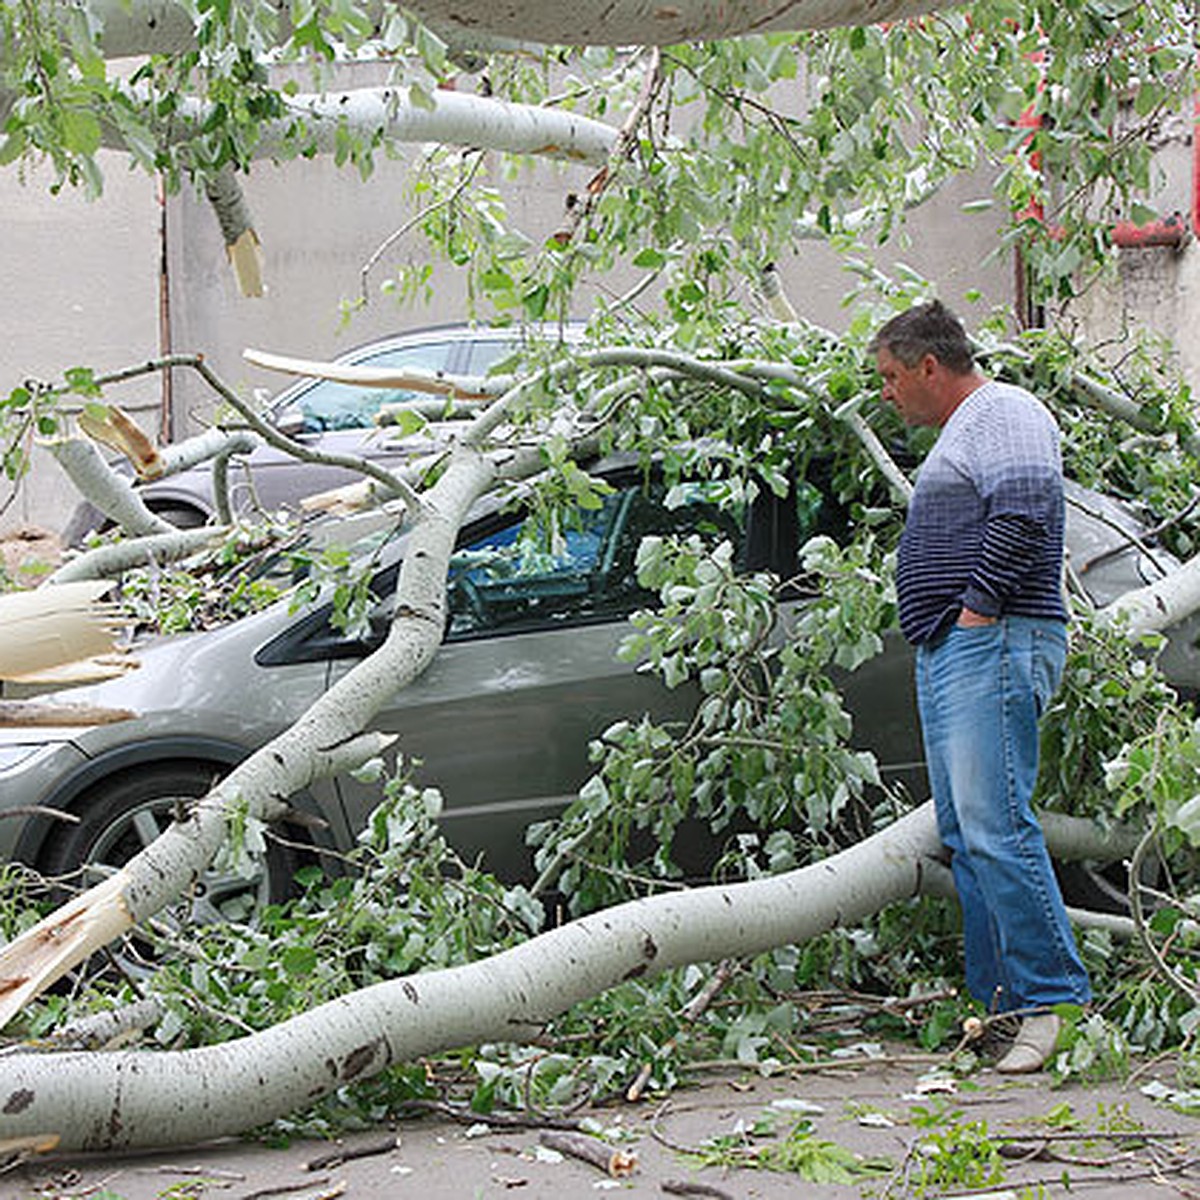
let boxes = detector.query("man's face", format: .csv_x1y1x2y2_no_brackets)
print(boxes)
875,347,939,426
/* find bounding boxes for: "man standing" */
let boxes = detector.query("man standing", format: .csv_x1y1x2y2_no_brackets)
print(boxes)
870,301,1090,1073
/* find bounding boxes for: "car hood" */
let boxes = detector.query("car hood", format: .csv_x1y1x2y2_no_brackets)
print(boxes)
0,599,316,755
1064,479,1173,605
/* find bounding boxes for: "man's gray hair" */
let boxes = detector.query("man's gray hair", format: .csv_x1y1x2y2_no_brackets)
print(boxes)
868,300,976,374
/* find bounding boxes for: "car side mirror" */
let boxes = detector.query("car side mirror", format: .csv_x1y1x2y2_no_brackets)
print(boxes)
274,405,310,438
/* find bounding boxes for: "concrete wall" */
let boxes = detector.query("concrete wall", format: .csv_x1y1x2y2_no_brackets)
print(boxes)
1072,247,1200,389
1066,126,1199,388
0,155,161,534
163,149,1016,436
161,150,599,439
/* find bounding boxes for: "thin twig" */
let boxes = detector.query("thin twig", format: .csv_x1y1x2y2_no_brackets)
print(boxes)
239,1178,332,1200
539,1129,638,1177
306,1136,399,1170
359,152,484,304
661,1179,737,1198
551,48,664,252
396,1097,588,1133
1130,824,1200,1005
628,960,739,1102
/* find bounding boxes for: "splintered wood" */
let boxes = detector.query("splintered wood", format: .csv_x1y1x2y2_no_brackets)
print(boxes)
538,1130,638,1177
0,873,133,1029
0,581,124,680
0,700,134,727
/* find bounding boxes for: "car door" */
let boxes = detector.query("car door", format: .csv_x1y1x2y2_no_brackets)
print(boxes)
315,462,924,882
329,474,746,880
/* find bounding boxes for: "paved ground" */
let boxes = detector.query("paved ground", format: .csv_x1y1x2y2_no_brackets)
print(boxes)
4,1050,1198,1200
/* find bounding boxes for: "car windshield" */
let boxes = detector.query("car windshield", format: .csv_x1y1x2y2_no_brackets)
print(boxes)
283,337,522,433
444,478,745,639
289,343,463,432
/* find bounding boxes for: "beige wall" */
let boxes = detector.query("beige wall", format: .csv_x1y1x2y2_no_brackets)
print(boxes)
1058,120,1199,393
0,155,161,534
161,151,591,439
1072,248,1200,389
160,148,1016,434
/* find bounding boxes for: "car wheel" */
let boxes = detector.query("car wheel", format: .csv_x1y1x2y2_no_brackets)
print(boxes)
148,503,209,530
40,762,304,972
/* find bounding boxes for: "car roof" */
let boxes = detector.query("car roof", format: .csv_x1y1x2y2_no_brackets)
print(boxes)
264,322,585,410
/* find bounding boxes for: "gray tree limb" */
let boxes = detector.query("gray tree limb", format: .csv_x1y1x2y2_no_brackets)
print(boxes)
48,528,230,585
46,440,176,539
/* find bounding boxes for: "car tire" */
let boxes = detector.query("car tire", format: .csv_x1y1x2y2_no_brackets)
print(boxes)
40,762,305,971
148,503,209,530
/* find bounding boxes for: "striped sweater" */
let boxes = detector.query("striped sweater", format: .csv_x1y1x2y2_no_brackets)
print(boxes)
896,379,1068,645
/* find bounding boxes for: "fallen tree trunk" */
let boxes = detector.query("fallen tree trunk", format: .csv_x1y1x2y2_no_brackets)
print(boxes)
46,440,176,539
0,449,491,1023
77,0,951,56
0,343,1187,1153
0,352,562,1025
48,527,230,585
1101,553,1200,637
0,802,1137,1151
0,802,937,1150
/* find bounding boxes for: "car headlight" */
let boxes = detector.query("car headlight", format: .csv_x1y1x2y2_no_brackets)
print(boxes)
0,743,54,775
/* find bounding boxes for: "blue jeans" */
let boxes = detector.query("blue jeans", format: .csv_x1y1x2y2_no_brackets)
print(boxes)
915,616,1090,1012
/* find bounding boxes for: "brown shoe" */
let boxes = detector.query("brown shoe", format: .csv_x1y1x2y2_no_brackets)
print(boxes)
995,1014,1061,1074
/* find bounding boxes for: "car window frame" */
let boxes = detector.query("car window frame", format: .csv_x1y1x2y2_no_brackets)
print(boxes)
254,463,768,668
263,327,491,428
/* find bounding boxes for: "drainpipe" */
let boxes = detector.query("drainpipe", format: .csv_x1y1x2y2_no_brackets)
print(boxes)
1194,84,1200,237
1104,80,1199,248
1017,60,1198,250
1112,212,1190,248
157,174,174,445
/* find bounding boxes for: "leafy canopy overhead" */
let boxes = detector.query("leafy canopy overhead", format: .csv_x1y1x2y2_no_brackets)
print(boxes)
0,0,1193,310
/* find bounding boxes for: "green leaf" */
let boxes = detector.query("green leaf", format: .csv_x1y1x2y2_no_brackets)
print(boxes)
60,108,102,157
281,945,318,977
0,129,27,166
386,408,429,437
522,283,549,319
633,247,667,269
1170,794,1200,843
408,82,437,112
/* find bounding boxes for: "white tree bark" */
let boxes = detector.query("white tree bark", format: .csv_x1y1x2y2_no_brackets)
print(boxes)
48,528,230,585
406,0,947,44
0,804,938,1150
263,88,617,165
1100,552,1200,637
0,802,1137,1152
77,0,953,58
157,428,258,477
86,0,201,57
92,86,618,168
46,440,176,539
0,363,552,1024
